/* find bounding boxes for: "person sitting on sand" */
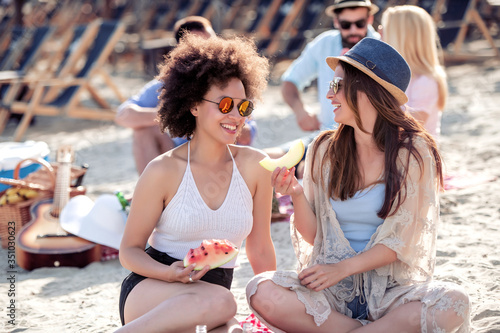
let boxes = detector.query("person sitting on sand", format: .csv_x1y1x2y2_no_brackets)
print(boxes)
115,16,257,174
380,5,448,140
117,34,276,332
246,38,470,332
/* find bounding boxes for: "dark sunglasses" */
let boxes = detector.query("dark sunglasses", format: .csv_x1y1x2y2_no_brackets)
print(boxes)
339,19,367,30
328,77,343,94
202,96,254,117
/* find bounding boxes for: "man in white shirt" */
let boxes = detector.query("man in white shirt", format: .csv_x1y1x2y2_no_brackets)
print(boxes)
266,0,380,174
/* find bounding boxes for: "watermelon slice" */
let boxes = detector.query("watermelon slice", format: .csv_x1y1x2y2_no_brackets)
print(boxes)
183,239,239,270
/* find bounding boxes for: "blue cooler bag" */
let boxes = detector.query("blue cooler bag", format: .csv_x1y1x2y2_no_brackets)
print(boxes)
0,141,50,192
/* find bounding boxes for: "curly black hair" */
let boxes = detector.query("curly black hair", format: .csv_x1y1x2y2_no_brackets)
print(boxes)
156,34,269,139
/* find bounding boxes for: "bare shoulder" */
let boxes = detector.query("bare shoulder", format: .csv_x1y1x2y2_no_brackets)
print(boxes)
230,145,270,177
139,144,188,195
230,144,268,165
229,145,271,191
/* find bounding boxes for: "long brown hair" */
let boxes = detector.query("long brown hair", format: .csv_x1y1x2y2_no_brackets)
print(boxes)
311,62,443,218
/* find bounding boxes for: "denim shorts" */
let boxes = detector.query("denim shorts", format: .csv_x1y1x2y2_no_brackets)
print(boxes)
346,295,369,320
118,246,234,325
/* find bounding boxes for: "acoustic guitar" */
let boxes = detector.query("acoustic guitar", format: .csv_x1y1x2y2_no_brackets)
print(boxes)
16,146,101,270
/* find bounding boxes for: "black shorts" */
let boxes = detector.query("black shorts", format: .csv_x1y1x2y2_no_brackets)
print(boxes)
118,246,234,325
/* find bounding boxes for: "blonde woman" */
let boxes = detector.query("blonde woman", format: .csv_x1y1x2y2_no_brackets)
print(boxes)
381,5,448,139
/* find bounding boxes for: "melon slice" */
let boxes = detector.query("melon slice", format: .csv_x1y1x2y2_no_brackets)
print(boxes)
259,139,305,171
183,239,239,270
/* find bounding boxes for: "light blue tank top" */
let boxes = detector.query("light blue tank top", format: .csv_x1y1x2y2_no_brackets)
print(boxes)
329,183,385,252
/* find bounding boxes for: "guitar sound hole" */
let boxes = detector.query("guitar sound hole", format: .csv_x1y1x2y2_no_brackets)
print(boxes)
44,208,59,221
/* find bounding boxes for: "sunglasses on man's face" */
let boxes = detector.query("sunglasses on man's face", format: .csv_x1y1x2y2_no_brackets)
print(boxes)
202,96,254,117
339,18,367,30
328,77,343,94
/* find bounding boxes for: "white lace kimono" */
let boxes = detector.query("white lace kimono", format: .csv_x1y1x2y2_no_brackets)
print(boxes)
247,136,470,332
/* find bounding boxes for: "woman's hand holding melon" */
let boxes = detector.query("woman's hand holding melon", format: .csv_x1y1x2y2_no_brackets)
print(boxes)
271,166,303,198
260,139,305,197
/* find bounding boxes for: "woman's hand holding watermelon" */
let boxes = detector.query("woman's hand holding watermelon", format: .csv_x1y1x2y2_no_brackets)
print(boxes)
168,261,210,284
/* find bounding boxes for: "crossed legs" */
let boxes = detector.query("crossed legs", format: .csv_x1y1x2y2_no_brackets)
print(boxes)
249,280,362,333
249,279,469,333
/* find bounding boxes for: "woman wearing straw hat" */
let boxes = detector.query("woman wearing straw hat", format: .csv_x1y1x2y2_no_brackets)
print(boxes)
246,38,470,332
117,34,276,332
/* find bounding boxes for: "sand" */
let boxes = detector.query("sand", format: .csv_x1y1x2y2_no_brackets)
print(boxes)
0,57,499,332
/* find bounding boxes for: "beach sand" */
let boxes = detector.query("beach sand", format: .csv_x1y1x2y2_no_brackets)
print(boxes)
0,56,499,332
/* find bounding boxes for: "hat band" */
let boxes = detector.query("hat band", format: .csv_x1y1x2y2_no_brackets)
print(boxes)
344,53,393,86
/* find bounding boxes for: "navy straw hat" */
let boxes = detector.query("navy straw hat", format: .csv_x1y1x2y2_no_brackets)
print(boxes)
326,37,411,105
325,0,379,17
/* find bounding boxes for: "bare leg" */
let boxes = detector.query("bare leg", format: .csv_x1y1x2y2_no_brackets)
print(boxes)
209,318,243,332
349,302,422,333
117,278,237,333
132,126,175,174
250,280,362,333
350,287,468,333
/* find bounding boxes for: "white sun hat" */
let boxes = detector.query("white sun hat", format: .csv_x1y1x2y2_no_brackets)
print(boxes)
60,194,127,250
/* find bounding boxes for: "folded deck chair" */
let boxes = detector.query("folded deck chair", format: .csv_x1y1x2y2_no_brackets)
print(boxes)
0,6,15,53
164,0,203,31
5,19,126,141
262,0,315,58
0,25,53,102
256,0,309,57
432,0,499,60
187,0,213,17
281,0,333,59
0,25,53,75
220,0,247,31
0,25,54,132
223,0,293,55
0,20,101,134
219,0,281,37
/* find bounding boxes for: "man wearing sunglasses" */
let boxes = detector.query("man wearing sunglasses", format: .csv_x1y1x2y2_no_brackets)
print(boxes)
266,0,380,176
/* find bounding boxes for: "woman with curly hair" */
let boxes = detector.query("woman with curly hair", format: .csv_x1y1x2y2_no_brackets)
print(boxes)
117,34,277,332
246,38,469,332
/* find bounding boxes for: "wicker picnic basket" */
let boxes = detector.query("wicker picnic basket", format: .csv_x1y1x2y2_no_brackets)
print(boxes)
0,157,86,248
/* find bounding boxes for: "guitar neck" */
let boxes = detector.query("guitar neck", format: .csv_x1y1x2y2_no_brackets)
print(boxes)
51,147,74,217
